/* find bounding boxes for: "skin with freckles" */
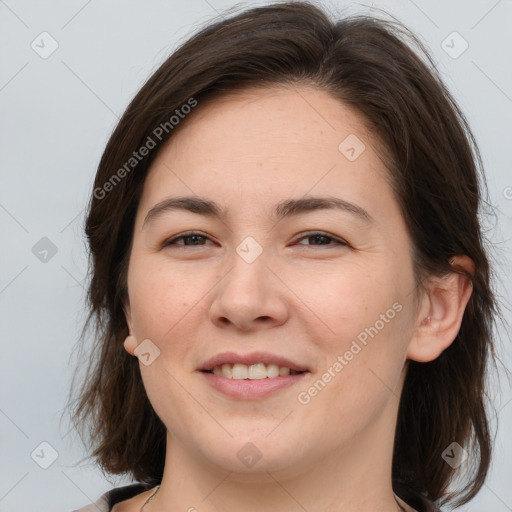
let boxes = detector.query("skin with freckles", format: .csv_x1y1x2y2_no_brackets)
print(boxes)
119,85,474,512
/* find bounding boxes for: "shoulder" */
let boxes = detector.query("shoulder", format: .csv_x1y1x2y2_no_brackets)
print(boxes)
72,483,152,512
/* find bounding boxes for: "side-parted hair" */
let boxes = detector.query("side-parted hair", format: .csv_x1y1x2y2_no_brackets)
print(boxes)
69,1,499,508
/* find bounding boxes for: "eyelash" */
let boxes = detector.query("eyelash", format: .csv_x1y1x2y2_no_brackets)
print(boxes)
163,230,349,248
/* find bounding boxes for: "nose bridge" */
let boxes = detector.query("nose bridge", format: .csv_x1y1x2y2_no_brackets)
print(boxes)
223,240,271,307
209,239,288,330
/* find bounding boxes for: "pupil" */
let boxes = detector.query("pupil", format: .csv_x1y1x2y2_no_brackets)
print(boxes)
311,235,328,245
186,235,203,245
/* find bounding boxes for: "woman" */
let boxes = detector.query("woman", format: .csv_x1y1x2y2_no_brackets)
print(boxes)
70,2,499,511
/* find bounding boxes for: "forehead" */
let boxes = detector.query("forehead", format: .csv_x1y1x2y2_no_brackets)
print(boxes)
139,85,395,223
160,85,372,163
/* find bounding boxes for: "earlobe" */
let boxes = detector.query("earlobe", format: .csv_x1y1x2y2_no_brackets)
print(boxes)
123,335,138,355
407,255,474,363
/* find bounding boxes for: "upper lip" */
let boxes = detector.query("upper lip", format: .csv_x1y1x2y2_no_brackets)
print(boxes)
199,352,309,372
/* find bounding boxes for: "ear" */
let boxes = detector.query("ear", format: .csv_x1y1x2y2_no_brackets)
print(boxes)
407,255,475,362
122,300,137,356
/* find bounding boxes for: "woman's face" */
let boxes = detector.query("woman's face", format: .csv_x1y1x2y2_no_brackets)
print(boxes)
124,85,420,477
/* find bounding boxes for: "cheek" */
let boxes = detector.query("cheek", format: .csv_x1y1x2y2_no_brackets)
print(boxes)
299,267,409,404
298,311,408,447
292,260,400,342
127,259,210,338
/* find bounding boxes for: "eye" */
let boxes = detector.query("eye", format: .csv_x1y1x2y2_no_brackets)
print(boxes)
163,231,214,247
294,231,349,247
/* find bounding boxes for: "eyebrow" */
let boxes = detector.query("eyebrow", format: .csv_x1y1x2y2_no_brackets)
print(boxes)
142,195,373,228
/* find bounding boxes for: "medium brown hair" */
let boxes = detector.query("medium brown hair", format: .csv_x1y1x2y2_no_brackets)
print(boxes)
69,1,500,508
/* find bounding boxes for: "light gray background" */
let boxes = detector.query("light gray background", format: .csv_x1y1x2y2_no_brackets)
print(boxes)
1,1,511,511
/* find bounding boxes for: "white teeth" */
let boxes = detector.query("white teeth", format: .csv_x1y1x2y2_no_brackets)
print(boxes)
231,363,248,379
210,363,301,379
267,363,280,378
221,363,233,378
248,363,267,379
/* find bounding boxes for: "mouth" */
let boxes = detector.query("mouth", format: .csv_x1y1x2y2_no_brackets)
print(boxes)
198,352,309,399
199,351,309,379
200,366,308,400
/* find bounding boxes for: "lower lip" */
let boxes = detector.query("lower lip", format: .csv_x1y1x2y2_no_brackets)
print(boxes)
200,371,308,399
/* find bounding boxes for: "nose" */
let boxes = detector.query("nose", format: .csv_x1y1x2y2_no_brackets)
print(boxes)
208,247,289,332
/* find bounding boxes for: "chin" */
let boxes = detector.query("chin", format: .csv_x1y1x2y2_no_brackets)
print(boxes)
197,434,309,477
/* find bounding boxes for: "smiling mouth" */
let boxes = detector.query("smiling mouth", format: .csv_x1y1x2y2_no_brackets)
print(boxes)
202,362,306,379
